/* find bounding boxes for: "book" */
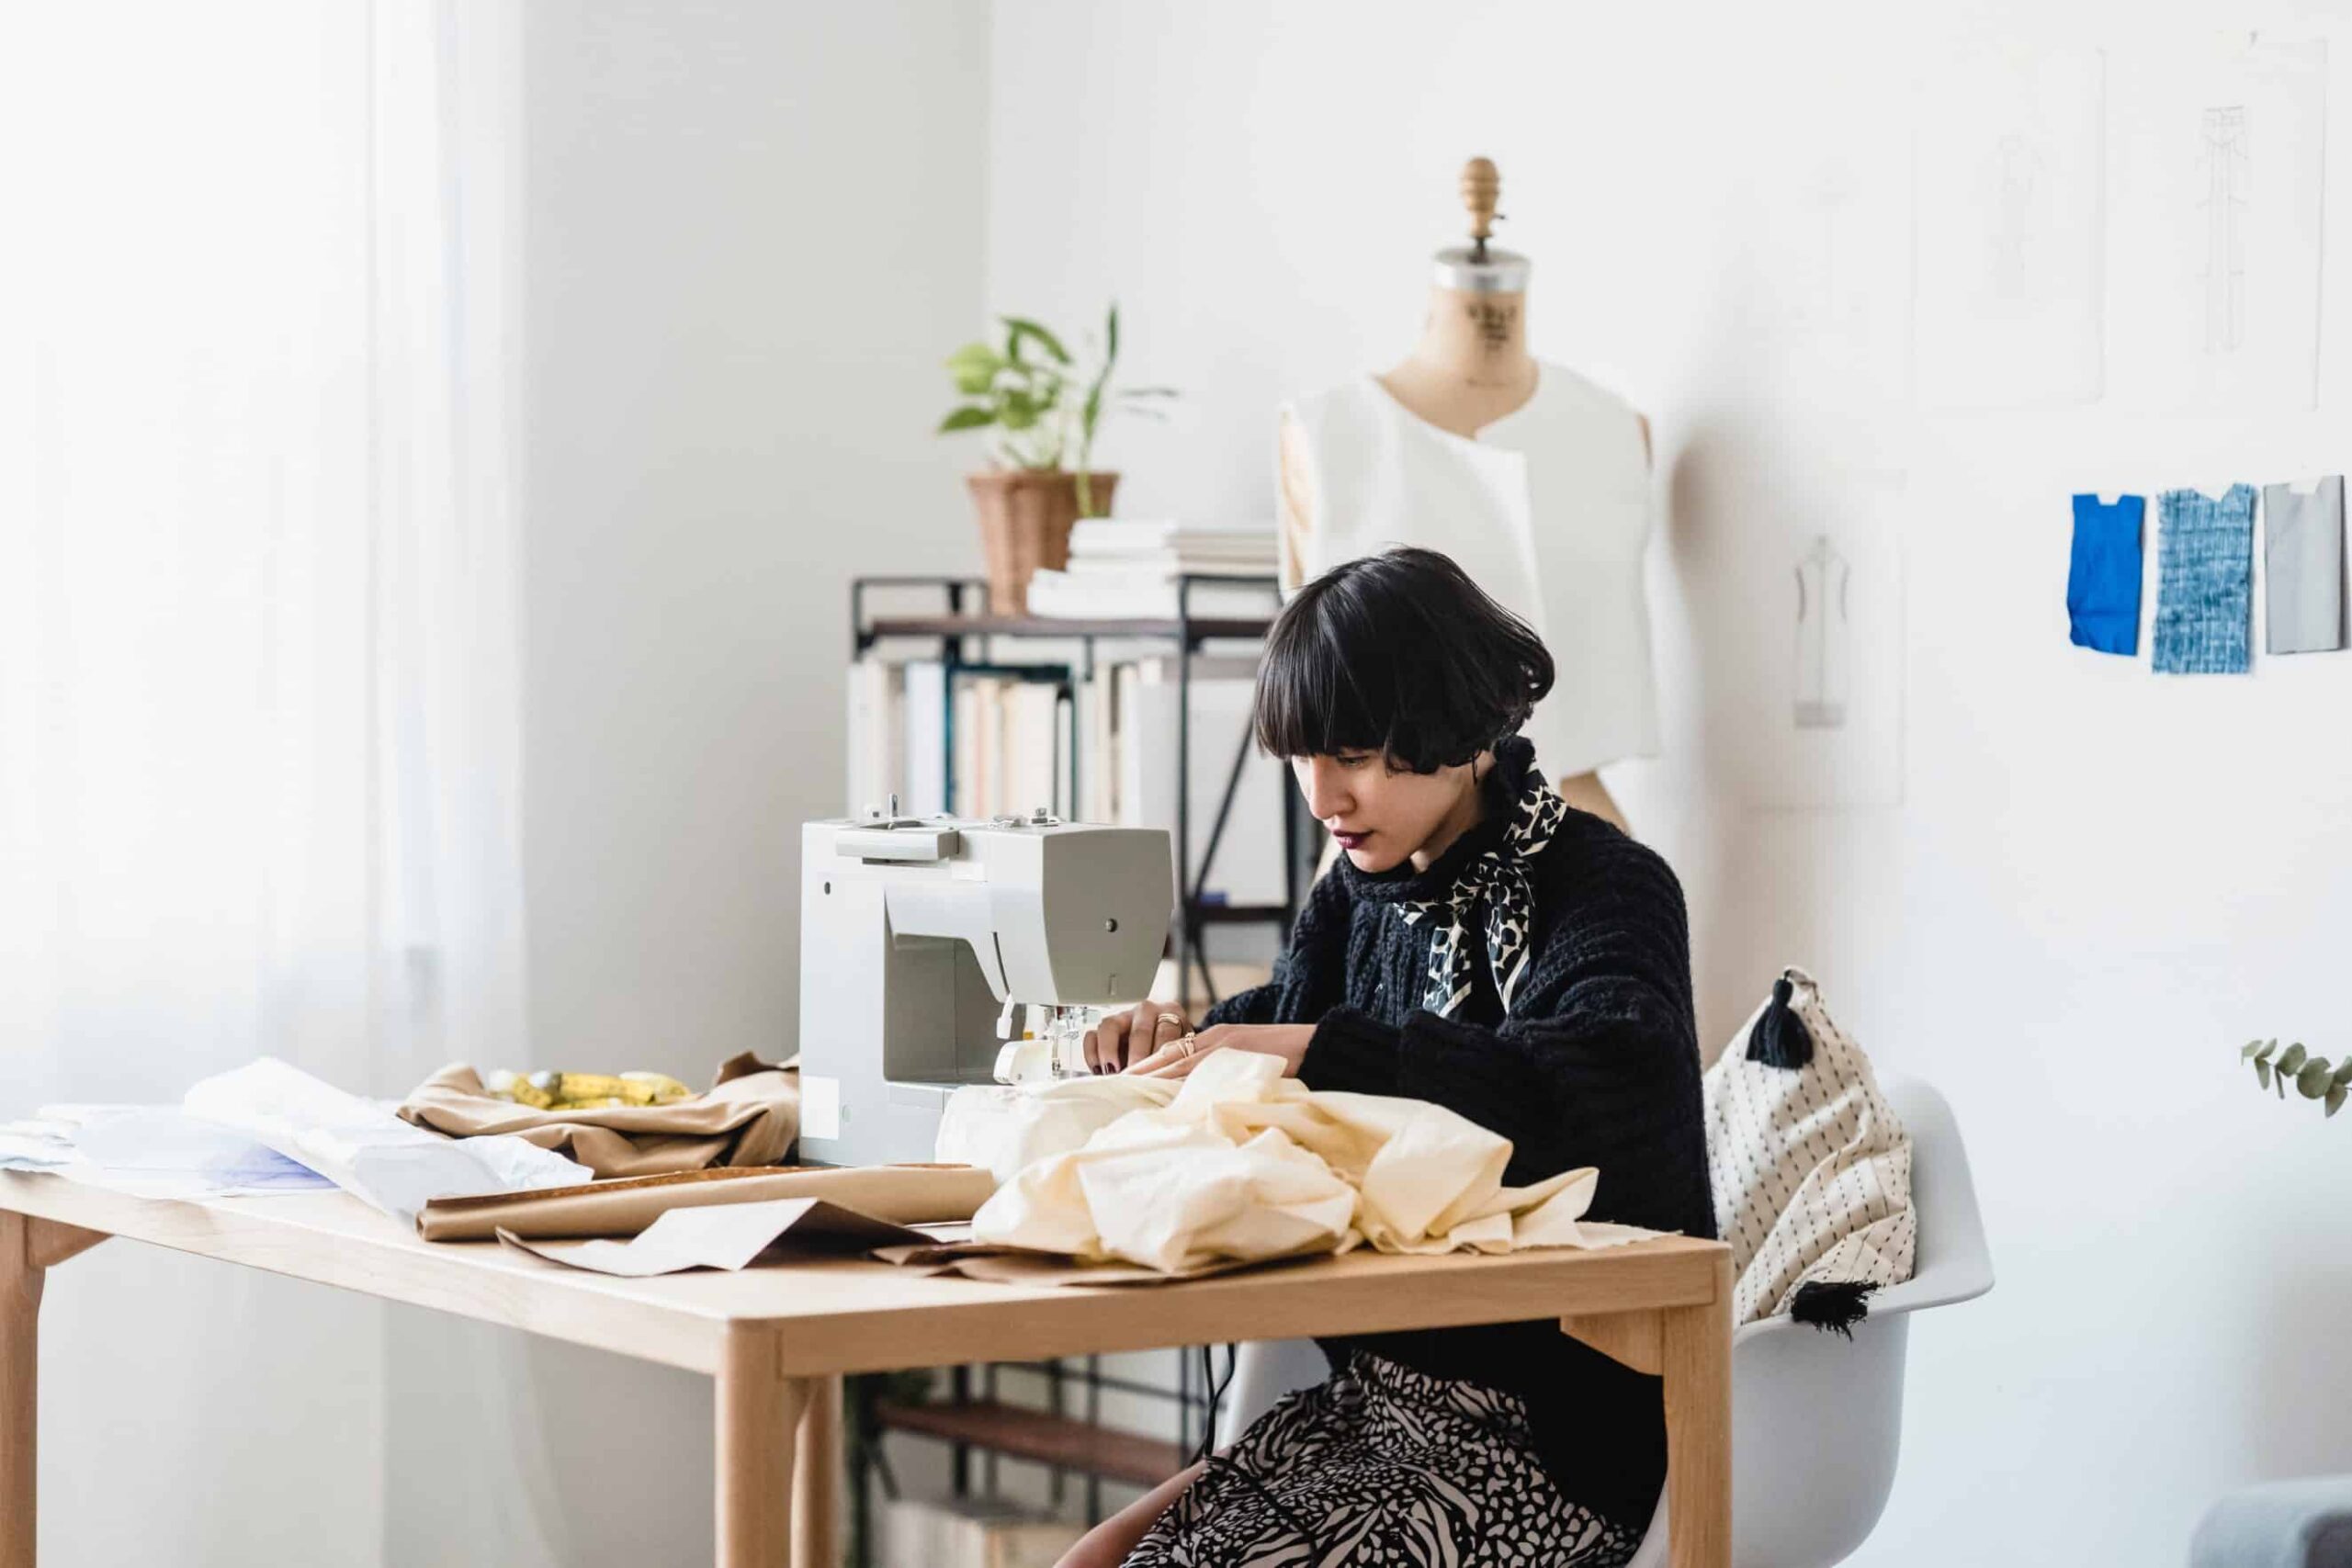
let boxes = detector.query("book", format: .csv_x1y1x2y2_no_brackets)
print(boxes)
902,661,947,817
1026,570,1274,622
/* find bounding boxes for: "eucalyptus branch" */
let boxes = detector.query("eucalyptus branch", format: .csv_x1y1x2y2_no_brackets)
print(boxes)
2239,1038,2352,1117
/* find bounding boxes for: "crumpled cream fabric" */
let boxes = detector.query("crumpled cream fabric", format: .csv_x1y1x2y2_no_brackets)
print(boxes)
937,1073,1164,1184
967,1051,1657,1274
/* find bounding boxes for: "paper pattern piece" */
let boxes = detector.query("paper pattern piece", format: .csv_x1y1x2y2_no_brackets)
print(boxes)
2067,494,2146,656
2153,485,2256,673
2109,37,2328,410
500,1197,929,1278
185,1057,590,1222
2263,477,2346,653
967,1052,1657,1275
1916,44,2108,408
417,1161,995,1242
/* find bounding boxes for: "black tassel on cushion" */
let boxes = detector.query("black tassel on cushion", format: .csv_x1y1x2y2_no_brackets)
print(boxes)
1790,1280,1878,1338
1745,973,1815,1069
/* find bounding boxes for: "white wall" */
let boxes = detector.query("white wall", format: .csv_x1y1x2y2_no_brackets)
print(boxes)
386,4,990,1562
986,2,2352,1562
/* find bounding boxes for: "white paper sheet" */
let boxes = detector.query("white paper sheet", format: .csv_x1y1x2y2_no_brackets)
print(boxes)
183,1057,590,1222
2109,35,2328,410
500,1197,930,1277
1916,44,2107,409
0,1107,336,1199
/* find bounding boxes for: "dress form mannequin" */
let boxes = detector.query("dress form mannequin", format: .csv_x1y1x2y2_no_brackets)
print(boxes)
1280,160,1647,832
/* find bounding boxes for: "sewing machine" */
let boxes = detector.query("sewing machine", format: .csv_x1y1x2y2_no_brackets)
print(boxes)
796,807,1174,1167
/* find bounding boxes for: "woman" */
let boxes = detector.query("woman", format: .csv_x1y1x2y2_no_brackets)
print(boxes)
1065,547,1713,1568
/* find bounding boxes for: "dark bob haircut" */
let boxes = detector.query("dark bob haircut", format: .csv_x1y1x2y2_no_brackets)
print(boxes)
1251,547,1555,773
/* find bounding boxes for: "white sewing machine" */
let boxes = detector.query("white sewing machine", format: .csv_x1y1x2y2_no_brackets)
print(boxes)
795,806,1174,1168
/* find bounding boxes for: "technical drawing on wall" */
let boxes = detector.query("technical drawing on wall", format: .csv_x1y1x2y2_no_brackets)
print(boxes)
1915,44,2106,409
2199,105,2248,355
1738,62,1913,418
2109,35,2326,410
1793,536,1850,730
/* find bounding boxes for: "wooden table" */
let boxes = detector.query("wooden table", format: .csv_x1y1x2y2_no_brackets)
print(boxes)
0,1172,1731,1567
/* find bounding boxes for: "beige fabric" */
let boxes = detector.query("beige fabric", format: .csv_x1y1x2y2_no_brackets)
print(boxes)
415,1162,995,1242
969,1050,1657,1274
397,1052,798,1179
1704,966,1916,1326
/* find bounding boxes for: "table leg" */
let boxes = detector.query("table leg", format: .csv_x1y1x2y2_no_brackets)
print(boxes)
1,1213,107,1568
3,1214,40,1568
1657,1253,1734,1568
791,1374,841,1568
717,1325,807,1568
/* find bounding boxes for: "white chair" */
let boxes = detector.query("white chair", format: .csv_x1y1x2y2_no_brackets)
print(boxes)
1219,1073,1994,1568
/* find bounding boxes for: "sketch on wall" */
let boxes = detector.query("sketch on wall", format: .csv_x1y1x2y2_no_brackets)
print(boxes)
1708,472,1906,809
2109,36,2327,411
1736,70,1914,418
1793,536,1851,729
1915,45,2106,409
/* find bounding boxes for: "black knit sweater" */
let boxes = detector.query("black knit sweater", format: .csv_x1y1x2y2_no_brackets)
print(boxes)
1203,738,1713,1531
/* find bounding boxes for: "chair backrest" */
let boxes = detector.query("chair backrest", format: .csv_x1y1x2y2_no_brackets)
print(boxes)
1623,1072,1993,1568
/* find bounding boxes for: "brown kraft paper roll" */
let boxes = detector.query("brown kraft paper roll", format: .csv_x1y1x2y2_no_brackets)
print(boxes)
415,1163,997,1243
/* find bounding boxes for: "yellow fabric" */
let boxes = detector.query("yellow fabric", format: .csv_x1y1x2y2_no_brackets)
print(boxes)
968,1051,1657,1274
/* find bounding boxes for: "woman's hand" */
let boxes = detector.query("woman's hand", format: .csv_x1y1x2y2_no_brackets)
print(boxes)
1083,998,1193,1074
1126,1022,1316,1079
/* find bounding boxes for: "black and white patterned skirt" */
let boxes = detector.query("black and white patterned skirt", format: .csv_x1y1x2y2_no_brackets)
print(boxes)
1124,1351,1643,1567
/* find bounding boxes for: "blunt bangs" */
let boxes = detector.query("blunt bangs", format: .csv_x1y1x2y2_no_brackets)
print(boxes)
1251,547,1555,774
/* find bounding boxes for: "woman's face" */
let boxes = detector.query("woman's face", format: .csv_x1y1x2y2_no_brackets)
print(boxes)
1292,750,1478,874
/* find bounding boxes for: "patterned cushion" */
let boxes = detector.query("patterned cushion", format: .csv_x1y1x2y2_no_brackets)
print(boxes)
1703,966,1916,1328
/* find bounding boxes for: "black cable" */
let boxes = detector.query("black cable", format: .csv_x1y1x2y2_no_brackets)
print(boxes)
1186,1344,1315,1545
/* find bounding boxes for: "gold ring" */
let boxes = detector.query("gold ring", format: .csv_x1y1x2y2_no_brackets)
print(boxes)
1171,1033,1198,1058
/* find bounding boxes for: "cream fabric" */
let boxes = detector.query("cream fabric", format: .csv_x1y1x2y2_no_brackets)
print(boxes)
1704,967,1916,1326
968,1051,1656,1274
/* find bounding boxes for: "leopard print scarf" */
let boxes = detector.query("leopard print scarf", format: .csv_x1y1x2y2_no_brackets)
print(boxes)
1393,762,1568,1017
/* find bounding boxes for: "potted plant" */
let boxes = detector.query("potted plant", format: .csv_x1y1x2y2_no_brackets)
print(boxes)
937,303,1173,615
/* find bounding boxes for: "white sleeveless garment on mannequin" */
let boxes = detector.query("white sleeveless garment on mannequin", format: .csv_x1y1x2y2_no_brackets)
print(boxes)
1280,365,1660,779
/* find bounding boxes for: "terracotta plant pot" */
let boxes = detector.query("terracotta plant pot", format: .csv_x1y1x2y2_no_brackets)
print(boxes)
966,469,1118,615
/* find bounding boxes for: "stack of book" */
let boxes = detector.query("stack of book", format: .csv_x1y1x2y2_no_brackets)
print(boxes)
1025,519,1278,619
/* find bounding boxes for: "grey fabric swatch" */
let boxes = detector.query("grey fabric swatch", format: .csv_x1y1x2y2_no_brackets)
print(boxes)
2265,476,2346,655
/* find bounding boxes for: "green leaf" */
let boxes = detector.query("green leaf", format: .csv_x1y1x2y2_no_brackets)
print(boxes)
2298,1061,2334,1099
2243,1040,2267,1060
936,405,996,434
2333,1058,2352,1088
1105,301,1120,364
2256,1061,2274,1090
2329,1087,2346,1118
2256,1040,2278,1063
1001,316,1072,365
944,342,1002,395
996,389,1042,431
2278,1043,2308,1075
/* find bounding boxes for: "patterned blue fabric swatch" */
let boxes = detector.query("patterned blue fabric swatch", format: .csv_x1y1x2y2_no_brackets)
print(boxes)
2154,485,2256,674
2067,494,2144,656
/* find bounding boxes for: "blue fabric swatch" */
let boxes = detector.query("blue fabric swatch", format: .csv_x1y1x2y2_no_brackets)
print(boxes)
2067,494,2144,656
2154,485,2256,674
